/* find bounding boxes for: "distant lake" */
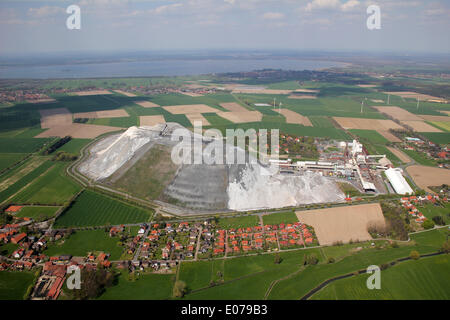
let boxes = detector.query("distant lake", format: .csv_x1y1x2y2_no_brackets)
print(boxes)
0,58,344,79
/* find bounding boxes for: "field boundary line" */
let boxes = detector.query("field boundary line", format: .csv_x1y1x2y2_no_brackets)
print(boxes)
300,251,445,300
0,163,55,206
264,265,306,300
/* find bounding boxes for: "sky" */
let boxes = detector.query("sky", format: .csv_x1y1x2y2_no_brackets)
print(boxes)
0,0,449,55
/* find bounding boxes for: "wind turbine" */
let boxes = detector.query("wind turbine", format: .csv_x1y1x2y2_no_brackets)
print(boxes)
387,94,390,105
417,97,420,110
361,100,364,113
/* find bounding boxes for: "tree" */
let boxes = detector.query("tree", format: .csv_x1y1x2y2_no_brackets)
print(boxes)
304,254,319,265
410,250,420,260
173,280,187,298
422,219,435,230
273,253,282,264
432,216,445,226
441,240,450,254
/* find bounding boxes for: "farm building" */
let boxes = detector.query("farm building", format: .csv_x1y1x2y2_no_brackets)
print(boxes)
385,168,413,195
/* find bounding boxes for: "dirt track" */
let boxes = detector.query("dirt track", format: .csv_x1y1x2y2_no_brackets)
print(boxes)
296,203,385,246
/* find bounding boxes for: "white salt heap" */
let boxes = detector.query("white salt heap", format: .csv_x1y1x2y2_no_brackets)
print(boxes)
227,163,345,211
79,126,161,180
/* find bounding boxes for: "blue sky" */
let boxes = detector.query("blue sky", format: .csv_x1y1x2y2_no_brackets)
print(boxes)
0,0,449,54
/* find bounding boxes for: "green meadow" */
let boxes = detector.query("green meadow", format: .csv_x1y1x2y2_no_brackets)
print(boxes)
54,190,153,227
311,254,450,300
217,215,260,229
10,162,81,205
44,229,124,260
0,271,36,300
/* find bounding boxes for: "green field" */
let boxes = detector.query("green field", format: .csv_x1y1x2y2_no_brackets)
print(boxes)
0,242,18,256
0,160,53,204
430,121,450,132
44,229,124,260
262,211,299,225
10,162,81,205
171,228,447,300
57,139,91,154
421,132,450,145
54,190,153,227
418,203,450,224
402,149,438,166
349,129,390,145
217,215,260,229
14,206,60,221
311,254,450,300
0,271,36,300
0,138,51,153
99,272,174,300
0,153,27,172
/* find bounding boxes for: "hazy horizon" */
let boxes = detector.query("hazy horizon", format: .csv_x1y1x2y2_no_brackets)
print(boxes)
1,0,449,56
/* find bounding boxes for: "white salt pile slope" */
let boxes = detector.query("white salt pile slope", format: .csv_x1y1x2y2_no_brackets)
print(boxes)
227,164,345,211
79,124,169,180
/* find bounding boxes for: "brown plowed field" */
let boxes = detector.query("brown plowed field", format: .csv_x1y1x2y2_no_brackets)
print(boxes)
136,101,160,108
216,111,262,123
74,109,129,119
35,124,119,139
406,165,450,193
274,109,312,126
220,102,248,112
139,115,166,126
163,104,218,114
296,203,385,246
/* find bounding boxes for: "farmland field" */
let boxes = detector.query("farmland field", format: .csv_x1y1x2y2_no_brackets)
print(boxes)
0,138,51,153
262,211,299,225
11,162,81,205
57,138,91,154
0,271,36,300
421,132,450,145
402,150,437,166
349,129,389,145
15,206,60,221
0,153,27,172
311,254,450,300
266,228,446,300
99,272,174,300
0,160,53,204
54,190,153,227
217,215,260,229
44,229,124,260
418,203,450,224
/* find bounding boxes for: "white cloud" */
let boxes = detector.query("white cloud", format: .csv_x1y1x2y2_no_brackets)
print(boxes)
305,0,340,12
149,3,183,15
27,6,65,17
262,12,285,20
304,0,361,12
341,0,360,11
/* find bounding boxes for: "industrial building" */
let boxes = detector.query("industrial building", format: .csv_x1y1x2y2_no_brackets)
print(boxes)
385,168,414,195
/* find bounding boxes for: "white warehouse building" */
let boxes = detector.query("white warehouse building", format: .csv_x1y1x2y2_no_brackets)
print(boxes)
385,168,414,195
